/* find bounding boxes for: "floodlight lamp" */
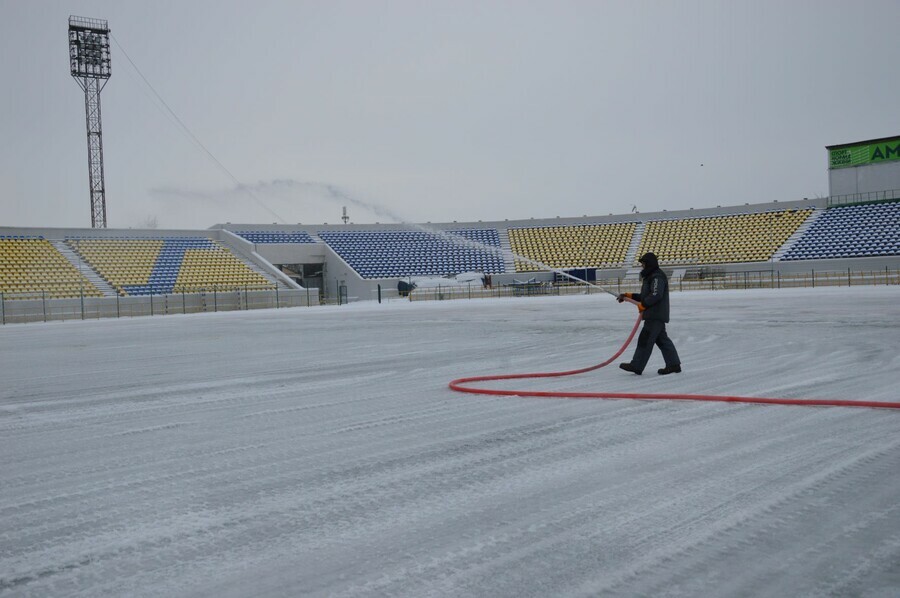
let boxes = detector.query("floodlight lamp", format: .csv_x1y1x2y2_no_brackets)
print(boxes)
68,16,111,79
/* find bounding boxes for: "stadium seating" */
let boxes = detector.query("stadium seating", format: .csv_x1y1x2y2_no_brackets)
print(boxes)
68,238,162,295
0,236,102,298
68,237,274,295
508,222,637,272
636,209,813,265
318,229,505,278
174,244,274,292
233,231,316,244
781,201,900,260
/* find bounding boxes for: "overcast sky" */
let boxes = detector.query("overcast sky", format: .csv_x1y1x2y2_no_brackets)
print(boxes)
2,1,898,230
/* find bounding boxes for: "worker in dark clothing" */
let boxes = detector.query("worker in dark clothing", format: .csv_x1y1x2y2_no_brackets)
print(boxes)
616,252,682,375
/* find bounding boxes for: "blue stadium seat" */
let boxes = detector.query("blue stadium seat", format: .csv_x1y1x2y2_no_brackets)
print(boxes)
233,231,316,244
317,228,505,279
783,201,900,261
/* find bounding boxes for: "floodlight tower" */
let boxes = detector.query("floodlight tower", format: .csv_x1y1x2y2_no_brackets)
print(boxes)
68,16,111,228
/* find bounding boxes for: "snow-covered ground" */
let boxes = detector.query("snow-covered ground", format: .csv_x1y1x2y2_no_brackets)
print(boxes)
2,286,899,597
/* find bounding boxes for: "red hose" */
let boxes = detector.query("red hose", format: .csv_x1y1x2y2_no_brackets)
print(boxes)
449,310,900,410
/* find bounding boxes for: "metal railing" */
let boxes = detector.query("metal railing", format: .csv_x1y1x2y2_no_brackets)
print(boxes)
3,269,897,321
406,267,900,302
826,189,900,207
0,286,319,325
668,268,900,291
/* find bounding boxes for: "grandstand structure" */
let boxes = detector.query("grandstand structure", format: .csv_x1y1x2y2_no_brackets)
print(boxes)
217,196,898,297
2,193,899,322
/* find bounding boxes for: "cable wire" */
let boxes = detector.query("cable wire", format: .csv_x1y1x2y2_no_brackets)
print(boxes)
111,34,287,223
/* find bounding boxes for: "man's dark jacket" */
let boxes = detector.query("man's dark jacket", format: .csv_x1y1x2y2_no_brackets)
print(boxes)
632,255,670,323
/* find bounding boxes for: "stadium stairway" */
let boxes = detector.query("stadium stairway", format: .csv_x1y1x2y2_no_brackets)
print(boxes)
771,208,824,261
50,240,118,297
623,221,645,267
499,228,517,272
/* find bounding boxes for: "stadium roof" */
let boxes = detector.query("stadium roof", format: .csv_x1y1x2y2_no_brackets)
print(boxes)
826,135,900,150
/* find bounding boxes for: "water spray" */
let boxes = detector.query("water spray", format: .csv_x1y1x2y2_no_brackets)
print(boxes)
313,181,622,296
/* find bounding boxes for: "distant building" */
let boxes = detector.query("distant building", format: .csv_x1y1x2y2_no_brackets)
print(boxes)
827,135,900,198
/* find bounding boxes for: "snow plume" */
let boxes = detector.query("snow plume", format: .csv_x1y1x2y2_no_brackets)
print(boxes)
150,183,287,224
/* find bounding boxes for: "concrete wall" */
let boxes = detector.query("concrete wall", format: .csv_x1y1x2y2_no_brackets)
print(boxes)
829,161,900,197
216,230,303,289
252,243,328,266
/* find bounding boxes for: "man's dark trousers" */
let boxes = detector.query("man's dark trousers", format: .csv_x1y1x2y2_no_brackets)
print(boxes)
631,320,680,373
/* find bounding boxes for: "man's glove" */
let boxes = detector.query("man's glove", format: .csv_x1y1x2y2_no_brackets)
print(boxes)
637,302,646,312
616,293,631,303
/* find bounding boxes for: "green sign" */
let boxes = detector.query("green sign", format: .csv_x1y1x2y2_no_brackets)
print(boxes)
830,139,900,169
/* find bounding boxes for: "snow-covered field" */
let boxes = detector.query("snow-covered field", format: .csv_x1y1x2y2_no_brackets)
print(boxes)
2,286,899,597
